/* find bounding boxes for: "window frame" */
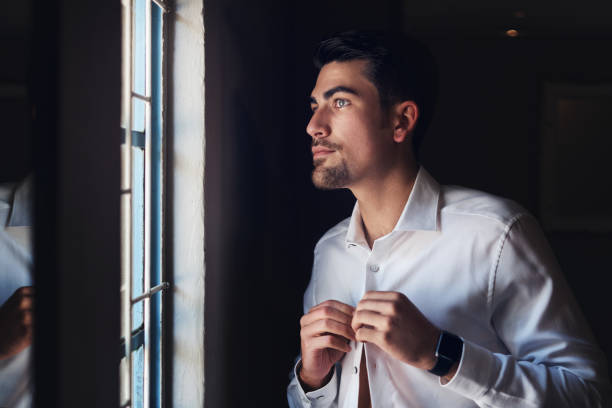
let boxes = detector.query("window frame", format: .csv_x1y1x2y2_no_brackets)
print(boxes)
120,0,171,407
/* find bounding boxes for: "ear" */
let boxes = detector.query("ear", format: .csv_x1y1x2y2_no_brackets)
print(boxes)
392,101,419,143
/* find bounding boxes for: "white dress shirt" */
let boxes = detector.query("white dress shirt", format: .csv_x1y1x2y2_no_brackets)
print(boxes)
0,177,33,408
287,167,611,407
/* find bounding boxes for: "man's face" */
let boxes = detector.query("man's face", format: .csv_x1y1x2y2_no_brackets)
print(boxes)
307,60,394,190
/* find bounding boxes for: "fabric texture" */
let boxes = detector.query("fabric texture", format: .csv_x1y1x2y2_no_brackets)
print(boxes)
287,167,611,408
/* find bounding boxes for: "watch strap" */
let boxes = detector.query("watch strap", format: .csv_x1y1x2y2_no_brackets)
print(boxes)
428,331,463,377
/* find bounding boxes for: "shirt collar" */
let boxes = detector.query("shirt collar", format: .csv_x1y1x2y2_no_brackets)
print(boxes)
345,166,440,246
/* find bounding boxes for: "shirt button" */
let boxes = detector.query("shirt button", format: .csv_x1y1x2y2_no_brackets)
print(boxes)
354,366,358,374
369,264,379,273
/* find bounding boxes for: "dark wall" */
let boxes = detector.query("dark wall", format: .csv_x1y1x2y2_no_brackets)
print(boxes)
0,1,31,182
205,1,612,407
30,0,121,406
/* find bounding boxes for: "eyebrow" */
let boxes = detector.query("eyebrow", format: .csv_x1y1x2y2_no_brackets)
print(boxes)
309,86,360,105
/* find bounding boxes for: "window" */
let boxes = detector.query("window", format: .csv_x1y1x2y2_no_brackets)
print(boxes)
119,0,170,407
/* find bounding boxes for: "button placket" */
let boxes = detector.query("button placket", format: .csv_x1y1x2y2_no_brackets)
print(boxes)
366,243,382,276
364,251,380,296
353,342,363,376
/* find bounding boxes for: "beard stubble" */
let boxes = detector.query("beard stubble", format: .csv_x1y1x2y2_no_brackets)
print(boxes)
311,139,350,189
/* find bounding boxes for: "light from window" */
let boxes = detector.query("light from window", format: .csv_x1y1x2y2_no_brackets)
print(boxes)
120,0,169,407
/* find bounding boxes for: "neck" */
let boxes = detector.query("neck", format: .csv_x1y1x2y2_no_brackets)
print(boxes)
351,160,419,248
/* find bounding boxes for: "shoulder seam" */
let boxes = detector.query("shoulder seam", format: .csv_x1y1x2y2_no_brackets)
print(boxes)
487,212,529,310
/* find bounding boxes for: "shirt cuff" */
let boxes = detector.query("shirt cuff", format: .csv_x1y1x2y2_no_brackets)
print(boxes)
292,359,338,406
440,339,498,401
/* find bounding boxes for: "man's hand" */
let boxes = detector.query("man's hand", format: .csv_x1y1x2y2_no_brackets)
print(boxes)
299,300,356,390
0,286,34,360
351,291,440,370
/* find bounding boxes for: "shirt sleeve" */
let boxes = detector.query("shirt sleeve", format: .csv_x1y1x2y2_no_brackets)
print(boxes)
287,358,339,408
287,249,340,407
442,213,612,407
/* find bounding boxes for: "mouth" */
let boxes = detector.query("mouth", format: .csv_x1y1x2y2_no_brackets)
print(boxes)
312,147,335,159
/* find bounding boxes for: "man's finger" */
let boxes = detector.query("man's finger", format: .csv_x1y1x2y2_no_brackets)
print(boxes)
301,304,354,327
307,334,351,353
309,299,355,316
351,309,392,332
301,318,355,341
361,291,403,301
22,310,33,326
355,299,396,315
18,296,33,311
355,326,381,346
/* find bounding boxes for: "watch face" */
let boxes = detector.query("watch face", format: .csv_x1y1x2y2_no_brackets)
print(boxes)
438,332,463,361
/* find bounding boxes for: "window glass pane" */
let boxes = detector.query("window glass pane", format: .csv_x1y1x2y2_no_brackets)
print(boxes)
132,146,145,329
133,0,146,96
132,98,146,133
132,345,145,408
121,3,131,132
150,5,163,407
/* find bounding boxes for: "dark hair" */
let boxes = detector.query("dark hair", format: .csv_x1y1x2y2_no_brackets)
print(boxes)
313,30,438,156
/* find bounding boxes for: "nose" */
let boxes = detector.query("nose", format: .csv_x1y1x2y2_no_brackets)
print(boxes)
306,108,331,139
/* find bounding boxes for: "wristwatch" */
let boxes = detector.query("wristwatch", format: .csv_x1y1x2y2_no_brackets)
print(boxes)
428,330,463,377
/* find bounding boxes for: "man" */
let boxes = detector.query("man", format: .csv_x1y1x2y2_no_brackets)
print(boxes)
287,30,611,407
0,176,34,408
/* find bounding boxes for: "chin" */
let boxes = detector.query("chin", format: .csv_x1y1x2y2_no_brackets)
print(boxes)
312,177,337,190
311,164,350,190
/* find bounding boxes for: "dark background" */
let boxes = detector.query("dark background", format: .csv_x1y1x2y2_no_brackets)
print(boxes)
2,0,612,406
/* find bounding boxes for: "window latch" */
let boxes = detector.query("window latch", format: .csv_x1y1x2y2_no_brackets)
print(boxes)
131,281,170,304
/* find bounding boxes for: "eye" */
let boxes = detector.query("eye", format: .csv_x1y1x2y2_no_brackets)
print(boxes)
333,98,350,109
